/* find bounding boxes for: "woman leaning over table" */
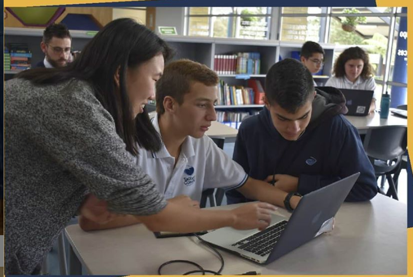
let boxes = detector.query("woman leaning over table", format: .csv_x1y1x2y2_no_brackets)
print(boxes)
5,18,276,275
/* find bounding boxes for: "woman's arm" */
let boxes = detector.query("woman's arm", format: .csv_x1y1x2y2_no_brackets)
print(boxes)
80,193,277,232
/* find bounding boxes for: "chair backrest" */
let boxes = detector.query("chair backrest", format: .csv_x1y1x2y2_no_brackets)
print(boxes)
145,103,157,113
397,104,407,110
363,126,407,161
200,137,226,208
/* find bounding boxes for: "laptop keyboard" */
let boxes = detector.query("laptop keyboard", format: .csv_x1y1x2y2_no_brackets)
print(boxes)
232,220,288,256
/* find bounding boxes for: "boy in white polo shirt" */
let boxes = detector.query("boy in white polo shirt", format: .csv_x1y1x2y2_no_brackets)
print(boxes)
79,59,301,231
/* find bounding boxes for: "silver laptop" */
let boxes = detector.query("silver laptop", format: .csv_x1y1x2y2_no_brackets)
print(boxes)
390,108,407,118
340,89,374,116
199,173,360,265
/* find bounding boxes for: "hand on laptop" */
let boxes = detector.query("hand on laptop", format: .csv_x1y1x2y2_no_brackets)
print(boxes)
230,202,277,231
168,195,200,209
266,174,298,192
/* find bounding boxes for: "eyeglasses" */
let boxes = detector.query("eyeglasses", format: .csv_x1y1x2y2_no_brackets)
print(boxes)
47,44,71,54
308,58,324,65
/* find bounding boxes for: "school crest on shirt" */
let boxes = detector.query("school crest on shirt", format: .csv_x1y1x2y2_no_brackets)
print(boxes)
183,165,196,186
305,156,317,166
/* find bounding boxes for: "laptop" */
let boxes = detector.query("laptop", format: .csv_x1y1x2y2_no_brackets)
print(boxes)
340,89,374,116
390,108,408,118
199,173,360,265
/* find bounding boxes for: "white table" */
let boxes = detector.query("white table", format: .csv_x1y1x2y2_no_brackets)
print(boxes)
65,194,407,275
206,121,238,138
149,112,238,139
206,112,407,139
152,111,406,140
345,112,407,134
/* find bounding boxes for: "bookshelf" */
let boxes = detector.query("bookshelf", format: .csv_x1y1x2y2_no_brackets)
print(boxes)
4,71,19,75
218,74,266,78
4,29,337,128
160,35,336,128
215,105,264,109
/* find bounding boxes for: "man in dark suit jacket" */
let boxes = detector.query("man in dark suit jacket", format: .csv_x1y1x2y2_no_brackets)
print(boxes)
36,23,72,68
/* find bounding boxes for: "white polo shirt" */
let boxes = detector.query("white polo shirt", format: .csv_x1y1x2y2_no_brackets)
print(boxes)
136,117,248,202
325,75,379,99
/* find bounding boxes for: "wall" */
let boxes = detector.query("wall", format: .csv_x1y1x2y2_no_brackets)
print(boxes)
155,7,185,35
112,8,146,25
4,7,112,28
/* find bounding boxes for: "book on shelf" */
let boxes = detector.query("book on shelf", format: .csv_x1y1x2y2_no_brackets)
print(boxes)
7,43,32,71
247,79,265,104
214,52,261,76
236,52,260,75
217,80,256,106
216,110,261,130
214,54,237,75
4,47,11,71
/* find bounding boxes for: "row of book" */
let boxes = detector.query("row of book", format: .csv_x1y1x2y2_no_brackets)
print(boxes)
217,79,265,106
5,43,32,71
214,52,261,75
4,47,11,71
217,110,261,130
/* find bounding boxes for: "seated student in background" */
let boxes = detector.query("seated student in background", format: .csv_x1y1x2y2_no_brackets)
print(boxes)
325,47,377,114
80,59,302,231
226,59,378,206
300,41,325,86
36,23,72,68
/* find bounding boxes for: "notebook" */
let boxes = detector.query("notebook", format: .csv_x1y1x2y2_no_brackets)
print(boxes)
199,173,360,265
340,89,374,116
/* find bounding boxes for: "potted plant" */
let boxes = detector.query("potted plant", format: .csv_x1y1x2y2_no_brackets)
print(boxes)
341,8,367,32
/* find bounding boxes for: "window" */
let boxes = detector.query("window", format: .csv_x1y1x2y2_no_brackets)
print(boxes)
186,7,272,40
282,7,323,14
184,6,406,103
280,16,322,42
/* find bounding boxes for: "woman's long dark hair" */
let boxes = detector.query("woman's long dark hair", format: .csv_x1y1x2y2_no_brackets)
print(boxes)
16,18,173,155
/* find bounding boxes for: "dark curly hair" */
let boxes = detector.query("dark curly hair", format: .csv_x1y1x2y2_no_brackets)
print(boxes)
332,47,373,79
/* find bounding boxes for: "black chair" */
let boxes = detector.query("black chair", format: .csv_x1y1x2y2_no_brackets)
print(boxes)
145,102,157,113
200,138,226,208
200,115,254,208
363,126,407,200
397,104,407,110
390,105,408,188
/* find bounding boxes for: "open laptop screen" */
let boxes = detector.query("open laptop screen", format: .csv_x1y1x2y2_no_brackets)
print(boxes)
338,88,374,116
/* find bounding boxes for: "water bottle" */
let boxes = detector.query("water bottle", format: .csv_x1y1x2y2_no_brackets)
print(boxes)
380,92,391,119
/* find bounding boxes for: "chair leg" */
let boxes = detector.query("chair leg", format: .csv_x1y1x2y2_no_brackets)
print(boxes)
201,188,217,208
208,193,216,207
69,243,82,275
200,194,207,208
58,232,68,275
41,255,48,275
215,189,225,206
385,174,399,200
380,175,386,189
392,161,403,188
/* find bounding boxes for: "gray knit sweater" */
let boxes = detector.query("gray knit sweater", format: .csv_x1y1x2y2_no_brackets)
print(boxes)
5,78,167,274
